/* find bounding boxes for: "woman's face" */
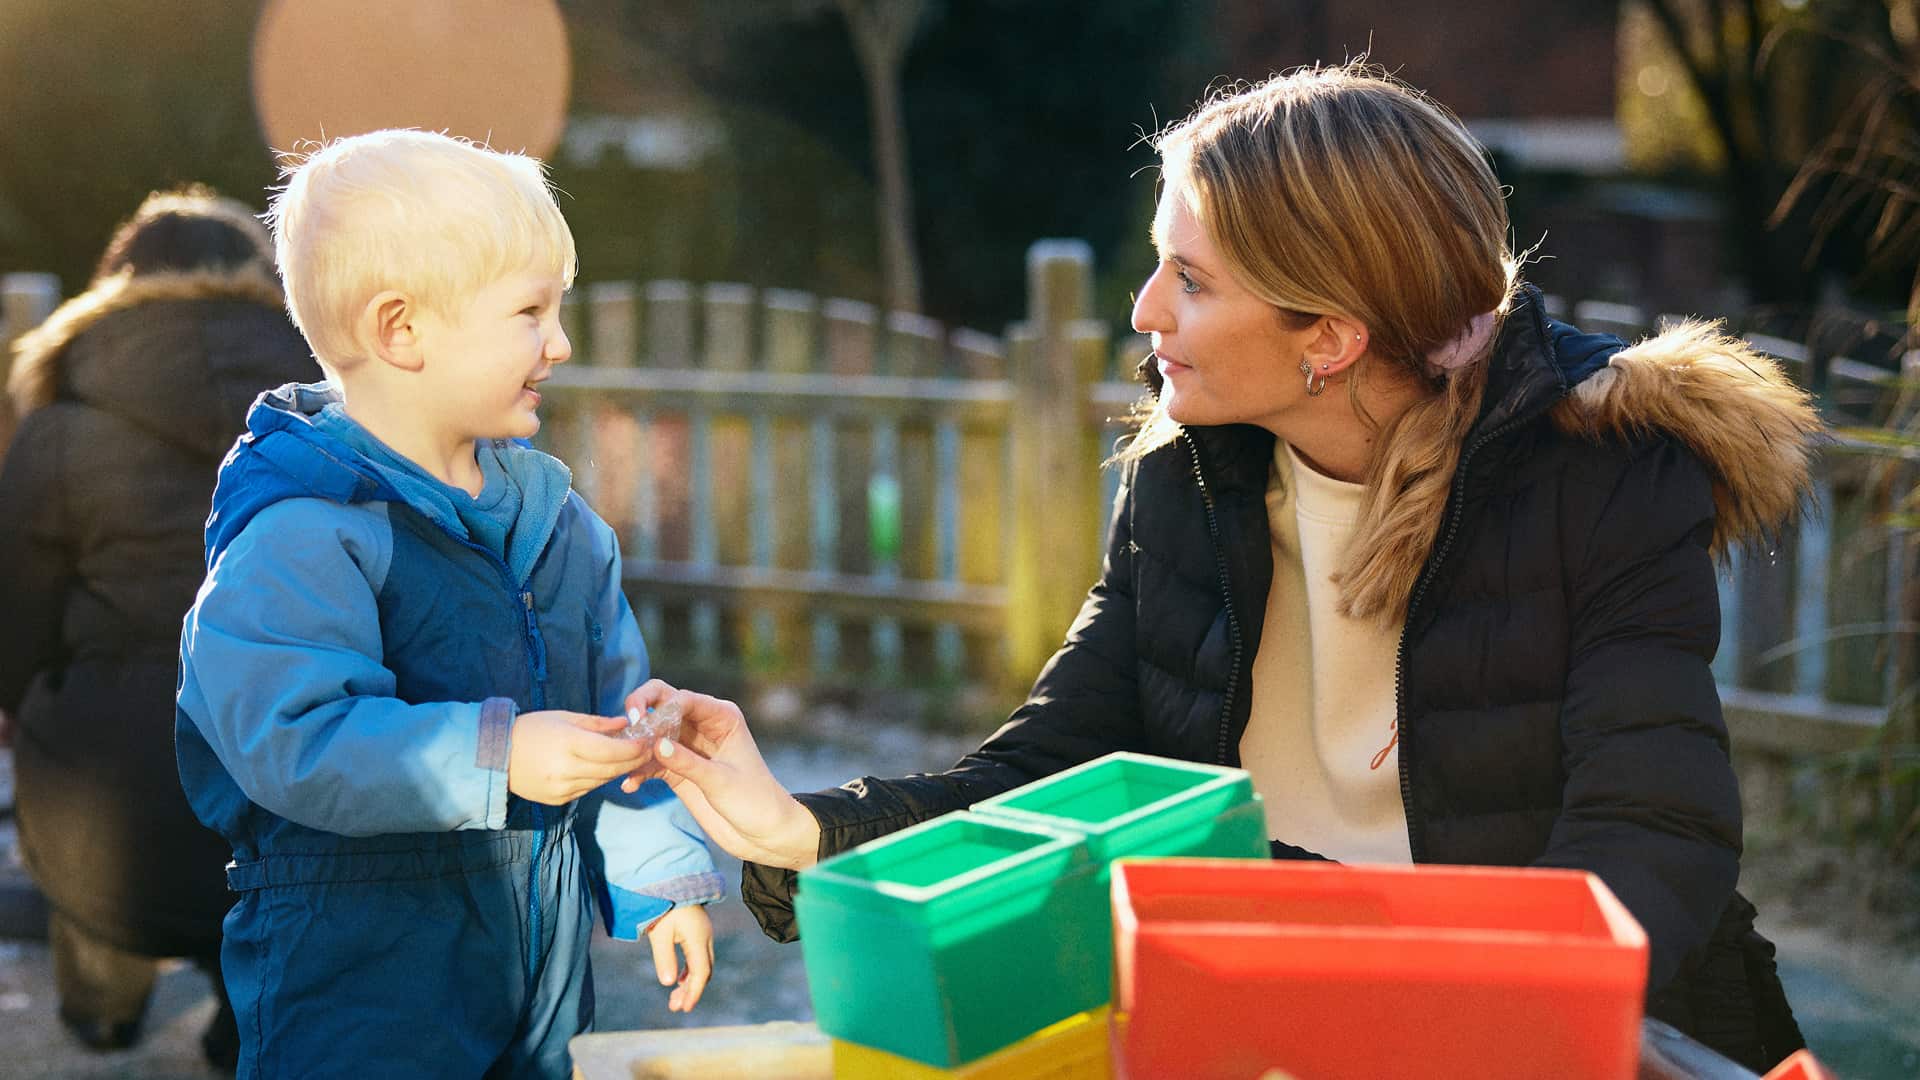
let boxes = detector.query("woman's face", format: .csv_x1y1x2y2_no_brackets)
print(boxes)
1131,183,1316,432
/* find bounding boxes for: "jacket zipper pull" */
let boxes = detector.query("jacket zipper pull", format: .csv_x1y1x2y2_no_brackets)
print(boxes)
521,591,549,683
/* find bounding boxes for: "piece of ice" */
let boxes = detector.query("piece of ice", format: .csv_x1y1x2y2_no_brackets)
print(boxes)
623,699,683,743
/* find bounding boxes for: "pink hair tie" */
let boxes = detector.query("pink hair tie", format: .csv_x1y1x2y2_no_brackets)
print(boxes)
1424,311,1497,374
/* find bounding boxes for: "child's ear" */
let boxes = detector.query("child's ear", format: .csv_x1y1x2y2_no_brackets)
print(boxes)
356,290,425,373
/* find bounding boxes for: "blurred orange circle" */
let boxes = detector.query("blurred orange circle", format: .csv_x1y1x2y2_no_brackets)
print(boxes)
252,0,569,159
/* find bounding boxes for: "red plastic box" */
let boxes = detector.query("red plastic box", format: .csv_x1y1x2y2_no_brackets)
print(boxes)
1763,1049,1837,1080
1110,859,1650,1080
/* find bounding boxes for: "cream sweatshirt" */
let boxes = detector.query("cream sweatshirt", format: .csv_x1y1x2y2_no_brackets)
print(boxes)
1239,442,1411,864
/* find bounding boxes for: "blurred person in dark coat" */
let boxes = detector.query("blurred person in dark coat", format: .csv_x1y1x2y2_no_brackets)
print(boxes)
0,186,315,1066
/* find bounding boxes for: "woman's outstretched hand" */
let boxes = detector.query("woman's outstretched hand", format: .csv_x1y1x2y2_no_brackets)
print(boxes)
621,679,822,871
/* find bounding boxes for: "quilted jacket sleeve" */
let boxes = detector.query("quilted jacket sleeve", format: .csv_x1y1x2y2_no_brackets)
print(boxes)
1534,437,1743,992
741,467,1149,942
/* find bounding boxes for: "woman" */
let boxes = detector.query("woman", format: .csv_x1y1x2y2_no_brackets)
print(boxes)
0,187,315,1065
628,64,1818,1069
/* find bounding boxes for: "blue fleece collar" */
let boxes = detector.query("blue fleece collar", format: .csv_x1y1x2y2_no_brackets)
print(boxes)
206,381,574,585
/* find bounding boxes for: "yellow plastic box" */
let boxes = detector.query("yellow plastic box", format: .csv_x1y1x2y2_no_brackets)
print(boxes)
833,1007,1111,1079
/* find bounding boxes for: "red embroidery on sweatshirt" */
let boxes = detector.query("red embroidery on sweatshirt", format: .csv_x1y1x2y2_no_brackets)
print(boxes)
1369,719,1399,771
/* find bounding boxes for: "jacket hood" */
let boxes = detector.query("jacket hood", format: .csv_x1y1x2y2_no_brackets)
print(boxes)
7,266,313,457
205,382,400,565
1177,286,1823,622
206,382,574,586
1546,319,1822,557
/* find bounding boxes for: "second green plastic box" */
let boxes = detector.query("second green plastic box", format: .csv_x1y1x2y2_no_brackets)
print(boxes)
970,751,1268,998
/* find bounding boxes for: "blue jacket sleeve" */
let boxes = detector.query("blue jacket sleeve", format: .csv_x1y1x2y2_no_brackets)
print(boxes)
176,498,513,837
572,510,724,939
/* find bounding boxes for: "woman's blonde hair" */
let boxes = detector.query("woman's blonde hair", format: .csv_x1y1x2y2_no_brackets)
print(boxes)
1124,61,1521,621
264,129,577,377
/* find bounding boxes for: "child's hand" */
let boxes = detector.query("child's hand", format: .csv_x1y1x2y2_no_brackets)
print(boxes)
645,904,714,1013
507,709,652,805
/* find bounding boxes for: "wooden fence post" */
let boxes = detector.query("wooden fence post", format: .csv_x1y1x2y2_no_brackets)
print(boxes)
1005,240,1107,686
0,272,59,354
0,273,62,468
588,282,640,368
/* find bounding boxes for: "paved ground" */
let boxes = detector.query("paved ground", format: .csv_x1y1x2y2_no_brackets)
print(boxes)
2,723,1917,1078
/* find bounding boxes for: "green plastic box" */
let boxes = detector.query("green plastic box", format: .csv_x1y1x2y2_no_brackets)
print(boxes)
794,813,1108,1068
970,751,1268,997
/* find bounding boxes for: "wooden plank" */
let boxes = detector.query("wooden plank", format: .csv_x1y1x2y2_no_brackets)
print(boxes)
703,283,754,371
824,298,876,376
649,412,693,562
1722,687,1887,757
1572,299,1647,340
885,310,943,377
761,288,819,673
1713,547,1741,686
689,409,719,664
645,281,695,368
629,407,663,648
959,418,1007,587
898,419,936,583
702,287,755,571
825,299,877,675
1735,527,1798,693
748,411,780,670
545,368,1012,423
634,281,698,664
1791,471,1833,698
1825,456,1892,705
869,418,903,680
935,418,965,681
950,326,1005,378
587,281,639,367
620,562,1006,631
762,289,818,374
810,413,839,676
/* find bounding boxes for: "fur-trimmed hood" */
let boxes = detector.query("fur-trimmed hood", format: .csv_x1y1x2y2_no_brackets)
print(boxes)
1545,320,1821,556
6,265,314,458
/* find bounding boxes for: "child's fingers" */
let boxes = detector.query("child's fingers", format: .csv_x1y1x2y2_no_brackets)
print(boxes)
567,713,629,735
568,728,655,766
622,678,677,716
678,937,712,1011
649,926,679,988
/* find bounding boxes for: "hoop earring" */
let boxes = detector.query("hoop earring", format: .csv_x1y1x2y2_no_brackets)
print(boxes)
1300,357,1327,397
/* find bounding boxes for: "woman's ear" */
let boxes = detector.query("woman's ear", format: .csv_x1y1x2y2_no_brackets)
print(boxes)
1300,313,1369,377
355,290,425,373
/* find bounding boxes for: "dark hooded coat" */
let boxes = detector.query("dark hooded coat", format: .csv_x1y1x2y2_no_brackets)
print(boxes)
0,267,314,955
740,288,1818,1071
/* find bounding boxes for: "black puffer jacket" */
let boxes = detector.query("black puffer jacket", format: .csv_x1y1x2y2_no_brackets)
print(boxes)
743,289,1817,1070
0,268,314,956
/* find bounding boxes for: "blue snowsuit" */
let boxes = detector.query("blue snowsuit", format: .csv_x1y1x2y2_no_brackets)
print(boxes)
175,383,723,1078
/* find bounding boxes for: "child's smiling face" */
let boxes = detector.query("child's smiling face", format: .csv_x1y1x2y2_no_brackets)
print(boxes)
416,262,571,445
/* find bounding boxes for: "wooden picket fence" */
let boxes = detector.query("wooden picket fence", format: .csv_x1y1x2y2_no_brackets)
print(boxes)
2,258,1913,829
537,242,1135,695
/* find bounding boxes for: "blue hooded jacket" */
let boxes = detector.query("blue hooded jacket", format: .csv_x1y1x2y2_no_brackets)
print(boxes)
176,382,722,953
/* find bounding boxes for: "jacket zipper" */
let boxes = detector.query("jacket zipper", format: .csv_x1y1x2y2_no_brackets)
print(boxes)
1186,435,1246,766
446,528,553,988
519,589,550,987
1391,393,1566,863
